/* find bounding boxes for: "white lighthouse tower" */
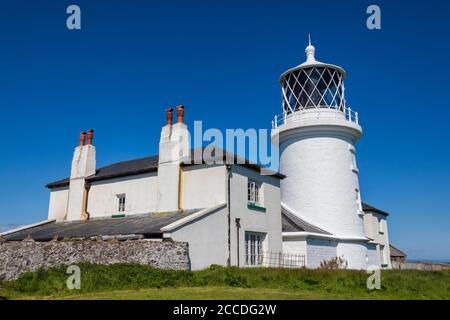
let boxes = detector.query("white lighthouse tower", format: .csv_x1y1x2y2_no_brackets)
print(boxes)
272,38,369,269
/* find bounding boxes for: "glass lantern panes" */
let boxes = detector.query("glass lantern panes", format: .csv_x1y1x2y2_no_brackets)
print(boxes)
282,66,344,113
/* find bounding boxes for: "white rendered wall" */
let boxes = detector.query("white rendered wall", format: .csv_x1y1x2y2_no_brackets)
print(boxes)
363,211,391,268
229,165,283,267
282,239,307,255
67,144,96,221
367,243,380,268
275,111,369,269
279,131,365,238
48,187,69,220
87,172,158,218
336,241,368,270
181,164,226,210
157,122,190,212
306,238,337,268
169,206,228,270
66,178,87,221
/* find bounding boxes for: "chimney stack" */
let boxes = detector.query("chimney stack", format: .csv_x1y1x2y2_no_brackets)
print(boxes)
157,106,190,212
67,129,97,221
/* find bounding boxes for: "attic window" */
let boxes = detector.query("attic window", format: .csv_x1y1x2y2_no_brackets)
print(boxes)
117,194,126,212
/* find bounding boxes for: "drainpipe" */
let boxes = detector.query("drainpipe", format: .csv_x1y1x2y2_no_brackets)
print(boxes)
235,217,241,267
83,183,91,221
226,164,232,267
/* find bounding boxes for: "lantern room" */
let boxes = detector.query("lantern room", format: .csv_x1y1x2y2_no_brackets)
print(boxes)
279,37,346,113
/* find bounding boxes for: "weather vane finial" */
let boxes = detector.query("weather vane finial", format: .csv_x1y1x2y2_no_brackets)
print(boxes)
308,33,311,46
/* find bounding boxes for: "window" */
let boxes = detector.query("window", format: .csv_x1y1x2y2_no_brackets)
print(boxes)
248,180,262,206
117,194,126,212
380,245,388,267
378,218,384,234
349,145,358,173
355,189,363,212
245,232,265,266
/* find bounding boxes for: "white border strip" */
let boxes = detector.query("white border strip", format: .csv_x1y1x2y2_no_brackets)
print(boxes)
282,231,369,242
161,203,226,233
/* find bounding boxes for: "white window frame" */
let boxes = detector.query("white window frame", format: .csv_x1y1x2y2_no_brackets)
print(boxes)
356,188,364,216
116,194,126,212
378,218,384,234
349,144,359,173
244,232,265,266
248,179,263,206
380,245,387,266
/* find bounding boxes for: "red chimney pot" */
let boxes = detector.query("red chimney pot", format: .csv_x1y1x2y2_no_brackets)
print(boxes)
79,132,87,147
176,105,185,123
87,129,94,145
166,107,174,125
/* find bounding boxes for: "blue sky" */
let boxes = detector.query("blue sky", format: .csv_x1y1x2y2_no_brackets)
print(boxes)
0,0,449,260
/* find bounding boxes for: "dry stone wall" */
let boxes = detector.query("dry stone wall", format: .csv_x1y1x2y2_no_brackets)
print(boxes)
0,239,189,280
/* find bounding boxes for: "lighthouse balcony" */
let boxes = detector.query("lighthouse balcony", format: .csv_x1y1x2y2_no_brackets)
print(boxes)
272,105,359,129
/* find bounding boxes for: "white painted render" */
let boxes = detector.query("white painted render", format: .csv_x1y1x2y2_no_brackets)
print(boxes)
367,243,380,268
282,232,372,269
274,108,370,269
276,112,365,238
66,144,96,221
336,241,369,270
169,164,283,270
162,164,283,270
157,122,190,212
66,178,88,221
87,172,158,218
363,211,391,268
181,164,226,210
306,238,337,268
84,165,227,218
48,187,69,220
229,165,282,267
164,204,228,270
282,239,307,266
70,144,96,179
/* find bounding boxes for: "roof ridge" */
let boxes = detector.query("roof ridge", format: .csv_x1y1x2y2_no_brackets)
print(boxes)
46,147,284,189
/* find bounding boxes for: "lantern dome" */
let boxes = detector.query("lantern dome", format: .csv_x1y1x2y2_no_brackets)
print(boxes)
279,37,347,113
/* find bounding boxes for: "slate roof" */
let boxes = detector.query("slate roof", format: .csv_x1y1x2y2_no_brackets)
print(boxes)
3,209,201,242
390,244,407,258
281,205,331,235
46,148,284,189
362,202,390,216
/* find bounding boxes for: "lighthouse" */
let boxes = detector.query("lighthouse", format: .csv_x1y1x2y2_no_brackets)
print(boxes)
272,38,370,269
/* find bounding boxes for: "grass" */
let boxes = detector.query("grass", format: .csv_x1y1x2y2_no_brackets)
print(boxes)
1,263,449,300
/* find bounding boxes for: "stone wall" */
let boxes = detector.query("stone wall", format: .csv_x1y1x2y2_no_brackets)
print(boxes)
392,261,450,271
0,239,190,280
